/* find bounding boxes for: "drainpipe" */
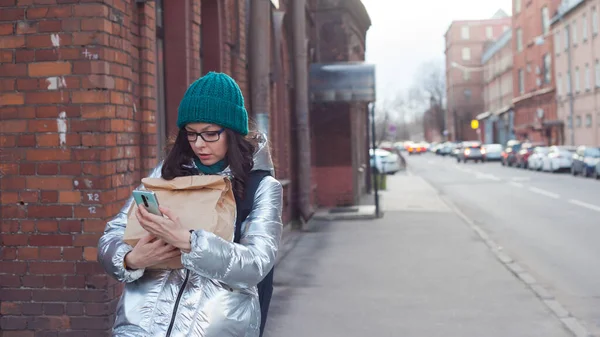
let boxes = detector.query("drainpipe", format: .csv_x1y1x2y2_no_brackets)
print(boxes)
292,0,314,221
249,0,271,135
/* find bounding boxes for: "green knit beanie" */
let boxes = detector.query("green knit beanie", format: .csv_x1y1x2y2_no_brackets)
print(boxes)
177,72,249,135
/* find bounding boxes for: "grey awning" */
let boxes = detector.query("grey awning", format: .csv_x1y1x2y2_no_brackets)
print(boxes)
309,62,376,103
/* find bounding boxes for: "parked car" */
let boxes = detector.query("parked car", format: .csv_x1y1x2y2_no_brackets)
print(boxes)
451,142,464,157
571,146,600,177
438,142,455,156
501,141,521,166
457,141,484,163
482,143,503,161
541,146,576,173
515,143,545,169
594,161,600,179
370,148,400,174
406,142,427,155
527,146,549,171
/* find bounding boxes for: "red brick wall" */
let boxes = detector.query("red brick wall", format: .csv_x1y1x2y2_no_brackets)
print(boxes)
512,0,559,141
0,1,158,335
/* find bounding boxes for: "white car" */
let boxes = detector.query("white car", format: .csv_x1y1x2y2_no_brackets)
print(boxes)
541,146,576,173
370,148,401,174
527,146,549,171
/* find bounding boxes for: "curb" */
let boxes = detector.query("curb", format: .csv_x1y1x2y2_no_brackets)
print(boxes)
439,194,594,337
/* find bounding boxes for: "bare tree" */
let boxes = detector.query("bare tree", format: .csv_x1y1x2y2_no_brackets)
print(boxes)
411,60,447,138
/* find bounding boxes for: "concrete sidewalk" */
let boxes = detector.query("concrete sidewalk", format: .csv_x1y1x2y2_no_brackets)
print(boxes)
264,175,573,337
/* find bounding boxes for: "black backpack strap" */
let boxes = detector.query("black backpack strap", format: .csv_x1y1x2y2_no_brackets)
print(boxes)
234,170,271,243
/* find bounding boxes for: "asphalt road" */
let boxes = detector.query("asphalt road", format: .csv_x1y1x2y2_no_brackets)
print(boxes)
406,152,600,335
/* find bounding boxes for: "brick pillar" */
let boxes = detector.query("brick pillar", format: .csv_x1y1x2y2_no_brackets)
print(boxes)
0,1,157,335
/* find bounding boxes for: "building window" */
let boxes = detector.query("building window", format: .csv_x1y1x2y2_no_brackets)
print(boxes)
566,71,571,93
543,53,551,84
585,114,592,127
557,74,562,95
462,47,471,60
596,60,600,87
461,26,470,40
515,0,521,14
576,115,582,127
565,26,570,50
568,115,573,128
572,20,578,45
463,70,470,81
464,89,472,101
585,64,591,90
593,8,598,36
583,15,588,41
575,67,581,93
517,28,523,52
486,26,493,39
542,6,550,35
518,68,525,94
503,25,509,32
555,31,561,55
155,0,167,158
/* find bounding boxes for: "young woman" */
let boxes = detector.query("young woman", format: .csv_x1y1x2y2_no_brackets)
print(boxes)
98,72,283,337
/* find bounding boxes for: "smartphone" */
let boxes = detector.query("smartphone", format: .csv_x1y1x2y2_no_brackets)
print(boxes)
132,190,163,216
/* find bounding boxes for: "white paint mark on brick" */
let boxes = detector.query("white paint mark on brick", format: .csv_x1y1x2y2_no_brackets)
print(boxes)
74,180,79,187
57,111,67,147
82,49,99,60
51,34,60,47
84,179,93,188
133,103,137,113
46,76,67,90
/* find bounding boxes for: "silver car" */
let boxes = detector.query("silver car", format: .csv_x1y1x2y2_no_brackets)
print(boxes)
482,143,503,161
457,142,484,163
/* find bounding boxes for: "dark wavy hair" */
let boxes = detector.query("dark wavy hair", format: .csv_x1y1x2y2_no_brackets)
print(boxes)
161,128,256,199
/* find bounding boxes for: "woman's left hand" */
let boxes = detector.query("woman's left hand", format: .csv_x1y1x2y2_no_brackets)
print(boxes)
136,206,192,253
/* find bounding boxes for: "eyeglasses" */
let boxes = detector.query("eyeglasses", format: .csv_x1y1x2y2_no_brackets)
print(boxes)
184,128,225,143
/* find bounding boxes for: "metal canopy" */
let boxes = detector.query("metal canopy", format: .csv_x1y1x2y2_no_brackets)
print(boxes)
309,62,376,103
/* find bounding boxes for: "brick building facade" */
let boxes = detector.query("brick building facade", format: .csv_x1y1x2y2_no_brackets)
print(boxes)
1,2,163,334
0,0,372,335
310,0,371,207
445,12,512,142
512,0,562,144
552,0,600,146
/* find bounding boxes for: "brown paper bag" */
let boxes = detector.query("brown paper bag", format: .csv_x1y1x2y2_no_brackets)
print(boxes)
124,175,236,269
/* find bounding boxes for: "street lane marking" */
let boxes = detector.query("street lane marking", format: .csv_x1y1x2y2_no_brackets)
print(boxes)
568,199,600,212
475,173,501,181
511,177,530,182
528,187,560,199
509,182,524,188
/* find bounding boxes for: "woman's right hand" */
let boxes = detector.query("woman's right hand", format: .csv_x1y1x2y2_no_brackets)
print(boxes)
124,234,181,270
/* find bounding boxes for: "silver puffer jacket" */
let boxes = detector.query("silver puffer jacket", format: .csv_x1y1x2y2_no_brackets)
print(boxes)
97,136,282,337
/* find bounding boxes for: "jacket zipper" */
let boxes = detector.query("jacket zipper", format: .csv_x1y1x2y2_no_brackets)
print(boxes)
165,270,190,337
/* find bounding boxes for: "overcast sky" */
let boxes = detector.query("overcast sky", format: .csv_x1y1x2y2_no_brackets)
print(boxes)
361,0,512,104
